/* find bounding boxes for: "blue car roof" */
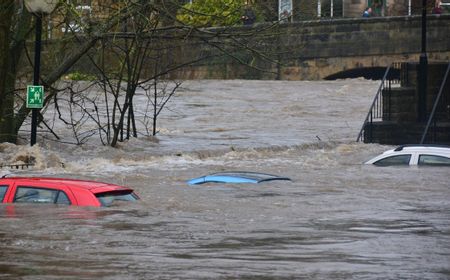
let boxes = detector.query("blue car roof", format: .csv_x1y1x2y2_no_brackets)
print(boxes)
187,171,291,185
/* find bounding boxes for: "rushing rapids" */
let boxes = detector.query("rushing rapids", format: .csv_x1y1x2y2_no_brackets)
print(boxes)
1,79,449,279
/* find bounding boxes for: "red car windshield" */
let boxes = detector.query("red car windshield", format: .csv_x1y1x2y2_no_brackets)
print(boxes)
95,191,139,207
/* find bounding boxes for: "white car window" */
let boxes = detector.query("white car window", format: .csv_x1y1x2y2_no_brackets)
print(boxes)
374,154,411,166
418,155,450,166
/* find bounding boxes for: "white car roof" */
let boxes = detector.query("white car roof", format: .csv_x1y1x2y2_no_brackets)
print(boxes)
389,145,450,154
365,145,450,165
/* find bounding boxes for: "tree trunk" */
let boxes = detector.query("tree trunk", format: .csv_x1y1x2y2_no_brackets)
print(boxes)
0,1,16,143
111,101,130,147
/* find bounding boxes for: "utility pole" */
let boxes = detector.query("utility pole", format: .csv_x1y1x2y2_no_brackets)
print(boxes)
418,0,428,122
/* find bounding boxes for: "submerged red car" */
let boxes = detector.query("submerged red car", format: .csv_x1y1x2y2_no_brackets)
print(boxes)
0,177,139,207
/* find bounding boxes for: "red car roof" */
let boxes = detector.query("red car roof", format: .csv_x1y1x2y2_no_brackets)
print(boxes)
0,177,131,194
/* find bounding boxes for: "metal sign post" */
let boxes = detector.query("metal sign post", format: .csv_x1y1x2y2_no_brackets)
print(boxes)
24,0,58,146
30,14,43,146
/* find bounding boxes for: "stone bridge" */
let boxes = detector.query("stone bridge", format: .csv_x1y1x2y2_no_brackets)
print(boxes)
172,14,450,80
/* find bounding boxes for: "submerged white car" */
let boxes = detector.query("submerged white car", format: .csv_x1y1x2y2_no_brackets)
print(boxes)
365,145,450,166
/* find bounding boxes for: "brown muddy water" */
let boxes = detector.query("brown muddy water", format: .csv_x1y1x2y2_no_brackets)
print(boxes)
0,79,449,279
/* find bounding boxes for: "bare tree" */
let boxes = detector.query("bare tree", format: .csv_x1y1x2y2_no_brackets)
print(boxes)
0,1,152,143
142,78,181,137
2,0,288,147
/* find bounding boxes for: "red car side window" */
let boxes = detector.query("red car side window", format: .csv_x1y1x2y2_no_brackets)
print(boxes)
14,186,71,205
0,185,8,202
56,191,71,205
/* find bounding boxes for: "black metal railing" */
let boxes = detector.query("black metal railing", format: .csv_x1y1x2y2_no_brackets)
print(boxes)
0,163,34,169
356,63,402,142
420,62,450,144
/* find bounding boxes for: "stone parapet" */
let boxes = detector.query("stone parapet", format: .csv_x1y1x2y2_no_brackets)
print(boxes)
169,15,450,80
58,15,450,81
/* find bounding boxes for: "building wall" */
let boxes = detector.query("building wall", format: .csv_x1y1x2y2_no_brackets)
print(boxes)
343,0,366,17
262,0,437,19
340,0,412,17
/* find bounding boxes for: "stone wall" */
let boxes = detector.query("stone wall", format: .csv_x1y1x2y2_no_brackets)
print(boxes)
168,14,450,80
384,63,450,122
60,14,450,81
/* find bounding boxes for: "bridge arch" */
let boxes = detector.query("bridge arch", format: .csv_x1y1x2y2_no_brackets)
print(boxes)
324,66,399,80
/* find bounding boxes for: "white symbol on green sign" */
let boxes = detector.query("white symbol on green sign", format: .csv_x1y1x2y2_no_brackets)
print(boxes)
27,85,44,109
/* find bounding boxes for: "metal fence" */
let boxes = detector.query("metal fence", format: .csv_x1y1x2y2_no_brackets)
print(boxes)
304,0,449,20
356,63,403,143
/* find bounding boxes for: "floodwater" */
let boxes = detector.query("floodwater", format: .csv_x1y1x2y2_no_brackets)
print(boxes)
1,79,449,279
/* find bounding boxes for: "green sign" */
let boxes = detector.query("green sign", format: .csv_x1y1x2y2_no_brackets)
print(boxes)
26,85,44,109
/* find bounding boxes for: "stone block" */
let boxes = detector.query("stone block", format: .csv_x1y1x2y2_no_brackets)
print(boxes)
382,87,417,121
